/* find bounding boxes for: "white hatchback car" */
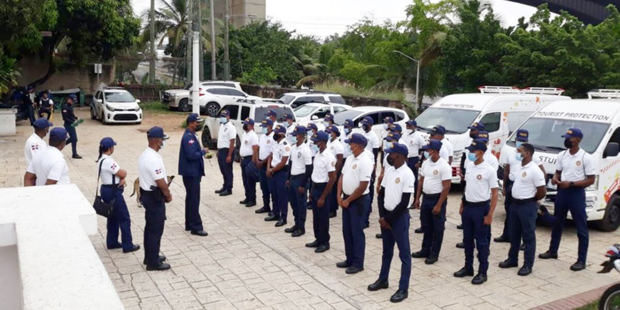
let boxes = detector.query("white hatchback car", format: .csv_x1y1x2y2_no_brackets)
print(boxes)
332,106,410,138
90,87,142,124
294,103,351,126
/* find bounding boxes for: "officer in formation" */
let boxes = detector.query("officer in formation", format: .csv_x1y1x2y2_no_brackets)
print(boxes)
284,113,296,138
412,140,452,264
326,125,344,218
539,128,595,271
375,132,402,239
24,127,70,186
266,110,280,128
25,118,52,166
138,127,172,271
498,142,546,276
430,125,453,164
342,119,355,159
61,94,82,159
368,142,414,303
307,123,320,157
401,120,425,196
266,125,290,227
456,122,485,229
322,113,336,131
337,133,373,274
215,110,236,196
239,117,260,208
255,119,275,216
179,113,209,237
96,137,140,253
38,90,54,120
454,139,499,285
379,116,394,163
306,131,337,253
287,125,312,237
358,116,381,228
24,85,36,125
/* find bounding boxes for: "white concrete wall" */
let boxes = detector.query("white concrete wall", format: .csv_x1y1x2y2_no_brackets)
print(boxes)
0,245,22,310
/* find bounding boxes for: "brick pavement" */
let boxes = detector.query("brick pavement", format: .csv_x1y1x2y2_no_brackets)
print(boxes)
0,109,618,309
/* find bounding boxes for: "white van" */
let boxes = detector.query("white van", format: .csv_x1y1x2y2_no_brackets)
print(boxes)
501,89,620,231
414,86,570,183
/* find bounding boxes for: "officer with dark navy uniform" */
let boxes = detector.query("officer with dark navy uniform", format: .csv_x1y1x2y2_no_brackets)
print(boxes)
61,94,82,159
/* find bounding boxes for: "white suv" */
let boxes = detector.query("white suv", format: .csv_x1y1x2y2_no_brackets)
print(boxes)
194,86,261,117
279,92,346,109
90,87,142,124
162,81,245,114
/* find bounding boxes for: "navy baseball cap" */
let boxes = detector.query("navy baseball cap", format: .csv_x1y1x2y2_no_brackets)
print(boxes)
324,114,334,122
466,139,488,152
515,129,529,142
147,126,169,139
384,116,394,124
243,117,254,126
67,94,77,102
343,119,354,128
476,131,489,142
292,125,307,136
468,122,485,131
311,131,329,142
33,118,52,129
345,133,368,147
49,127,67,141
186,113,202,123
307,123,318,131
562,128,583,139
421,139,442,151
260,119,273,127
266,110,277,117
384,132,401,142
361,116,374,125
273,125,286,135
385,142,408,156
220,109,230,117
100,137,117,149
390,123,402,132
326,125,340,136
406,120,417,127
431,125,446,135
285,113,294,120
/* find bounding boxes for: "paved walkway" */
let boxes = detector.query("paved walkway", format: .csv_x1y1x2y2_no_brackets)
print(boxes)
1,109,618,309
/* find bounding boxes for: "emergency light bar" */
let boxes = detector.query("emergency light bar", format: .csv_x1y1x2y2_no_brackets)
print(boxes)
588,89,620,99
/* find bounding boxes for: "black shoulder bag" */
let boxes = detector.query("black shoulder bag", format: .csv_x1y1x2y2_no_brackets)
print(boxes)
93,159,116,217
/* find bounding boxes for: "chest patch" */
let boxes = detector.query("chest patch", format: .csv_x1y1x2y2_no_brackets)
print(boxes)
297,152,301,158
433,169,439,175
395,177,401,184
476,174,482,180
522,171,527,178
352,164,357,170
576,160,582,167
244,140,248,145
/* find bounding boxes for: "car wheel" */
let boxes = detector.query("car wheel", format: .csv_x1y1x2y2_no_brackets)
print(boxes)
178,98,190,112
201,126,216,149
206,102,220,117
90,106,96,120
597,195,620,232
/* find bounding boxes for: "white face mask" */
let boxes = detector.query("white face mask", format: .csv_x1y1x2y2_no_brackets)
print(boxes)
219,117,227,124
160,140,166,150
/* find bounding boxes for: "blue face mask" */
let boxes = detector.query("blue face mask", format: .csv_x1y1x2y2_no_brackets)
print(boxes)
219,117,227,124
515,152,523,161
282,122,289,128
289,135,297,144
344,127,352,135
384,141,393,151
424,151,430,159
256,127,264,134
467,152,477,162
311,144,320,154
515,141,524,148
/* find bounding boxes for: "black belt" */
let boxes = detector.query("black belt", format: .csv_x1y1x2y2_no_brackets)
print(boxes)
101,184,118,188
242,155,252,160
512,198,536,205
218,148,229,151
464,200,490,207
423,193,441,200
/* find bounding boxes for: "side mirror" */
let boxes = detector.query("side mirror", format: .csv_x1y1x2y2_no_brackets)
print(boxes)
136,99,141,104
603,142,619,158
311,115,319,120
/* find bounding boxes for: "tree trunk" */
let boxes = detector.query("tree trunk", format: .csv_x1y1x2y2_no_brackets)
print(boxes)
29,35,63,87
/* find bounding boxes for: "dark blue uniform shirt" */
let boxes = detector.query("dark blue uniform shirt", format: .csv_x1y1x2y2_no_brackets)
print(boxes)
178,129,205,177
62,104,76,124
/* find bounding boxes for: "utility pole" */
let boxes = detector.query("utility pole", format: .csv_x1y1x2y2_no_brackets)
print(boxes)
149,0,156,84
192,27,200,115
198,0,204,81
223,0,230,80
186,0,193,85
209,0,216,80
393,50,421,111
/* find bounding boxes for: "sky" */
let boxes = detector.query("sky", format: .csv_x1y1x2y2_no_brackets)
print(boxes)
131,0,539,39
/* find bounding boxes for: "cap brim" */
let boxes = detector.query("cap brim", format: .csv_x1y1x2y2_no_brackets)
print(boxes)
465,146,476,152
344,139,351,144
163,134,169,140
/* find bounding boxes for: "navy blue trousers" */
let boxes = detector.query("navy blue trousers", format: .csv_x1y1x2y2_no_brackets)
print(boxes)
38,107,51,119
329,172,341,215
379,213,411,291
311,182,330,245
26,104,35,124
217,148,233,191
289,175,308,229
549,188,589,263
343,194,369,268
182,176,203,231
420,195,446,258
101,185,134,251
501,181,514,239
508,200,538,267
259,164,271,210
64,122,78,156
141,190,166,266
241,157,258,203
407,157,420,194
269,169,289,220
462,202,491,274
364,171,376,227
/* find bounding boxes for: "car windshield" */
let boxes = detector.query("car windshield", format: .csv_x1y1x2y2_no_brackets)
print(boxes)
415,107,480,134
104,91,135,102
255,106,295,123
333,110,363,125
279,95,295,105
294,105,317,117
506,117,609,154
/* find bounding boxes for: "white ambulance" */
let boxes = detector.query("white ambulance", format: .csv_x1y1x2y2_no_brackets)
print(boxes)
502,89,620,231
414,86,570,183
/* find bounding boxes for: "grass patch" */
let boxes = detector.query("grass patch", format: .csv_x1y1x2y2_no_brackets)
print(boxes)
139,101,175,114
313,81,405,102
576,300,598,310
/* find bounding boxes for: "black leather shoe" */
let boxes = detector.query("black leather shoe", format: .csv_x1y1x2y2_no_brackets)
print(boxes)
239,199,248,204
255,206,270,214
454,267,474,278
329,211,337,218
411,251,428,258
520,244,525,251
292,228,305,237
570,261,586,271
284,225,298,233
275,219,286,227
518,265,532,276
264,214,279,221
191,230,208,236
390,289,408,303
315,244,329,253
456,242,465,249
345,266,363,274
414,227,423,234
499,259,518,268
539,251,558,259
424,257,438,265
336,261,351,268
457,224,463,230
245,202,256,207
146,262,171,271
123,244,140,253
219,190,232,196
471,273,487,285
493,236,509,243
72,154,83,159
143,255,166,265
215,188,225,194
375,233,382,239
306,240,319,248
367,279,389,291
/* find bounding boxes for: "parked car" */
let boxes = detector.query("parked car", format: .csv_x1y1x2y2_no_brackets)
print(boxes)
162,81,244,113
193,86,261,117
279,91,346,109
333,106,410,139
294,102,351,126
90,87,142,124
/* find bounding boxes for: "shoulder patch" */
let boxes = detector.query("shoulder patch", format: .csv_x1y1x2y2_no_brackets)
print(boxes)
188,139,195,144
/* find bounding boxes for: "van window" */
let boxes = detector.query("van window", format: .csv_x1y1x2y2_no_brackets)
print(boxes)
380,111,396,123
394,111,406,121
333,105,347,113
314,107,329,119
220,105,239,119
255,106,294,123
291,96,324,108
241,106,250,120
366,113,380,125
415,107,480,134
329,96,346,104
506,111,533,133
610,127,620,144
479,112,501,132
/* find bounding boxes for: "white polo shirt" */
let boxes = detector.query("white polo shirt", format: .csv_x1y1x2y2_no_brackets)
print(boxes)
24,133,47,166
97,154,121,185
343,131,353,158
556,148,596,182
511,161,546,199
342,152,373,195
499,145,541,181
420,157,452,195
439,138,453,162
217,121,237,149
311,149,336,183
328,138,344,157
464,161,498,202
361,129,381,152
401,131,425,158
290,143,312,176
381,164,415,211
258,131,274,161
138,147,166,191
285,122,296,136
270,139,291,168
240,130,259,157
27,146,70,186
